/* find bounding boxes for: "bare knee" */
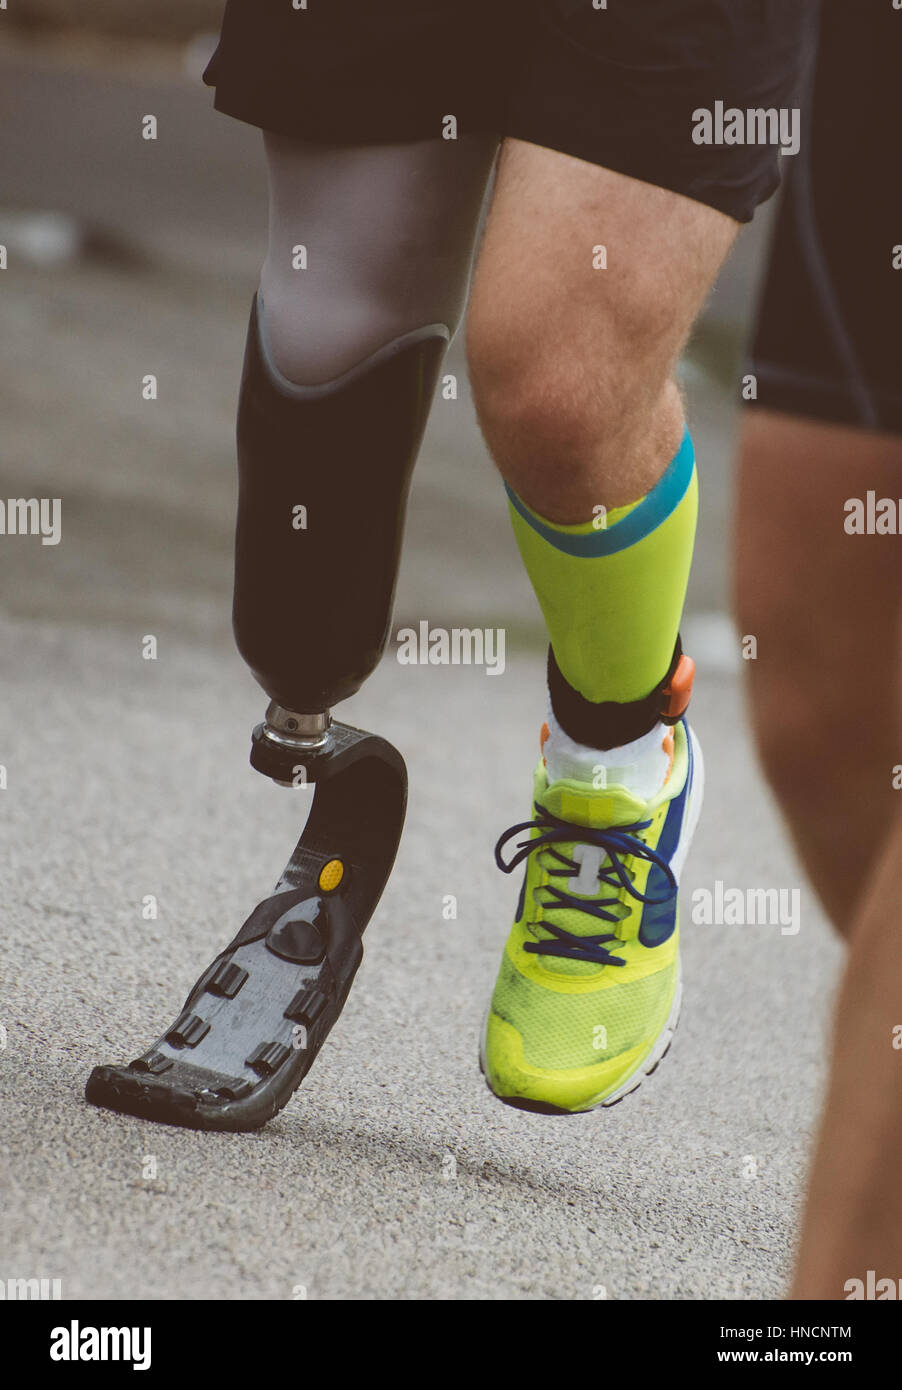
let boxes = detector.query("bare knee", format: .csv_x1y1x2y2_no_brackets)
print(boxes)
464,142,737,517
465,277,684,518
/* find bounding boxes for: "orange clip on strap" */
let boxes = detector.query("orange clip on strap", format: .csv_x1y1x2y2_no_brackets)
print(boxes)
660,654,695,720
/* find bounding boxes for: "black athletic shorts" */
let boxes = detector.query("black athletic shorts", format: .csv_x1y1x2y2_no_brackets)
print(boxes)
747,0,902,434
203,0,817,224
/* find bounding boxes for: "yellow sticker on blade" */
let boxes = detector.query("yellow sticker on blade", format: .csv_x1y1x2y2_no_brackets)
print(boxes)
318,859,344,892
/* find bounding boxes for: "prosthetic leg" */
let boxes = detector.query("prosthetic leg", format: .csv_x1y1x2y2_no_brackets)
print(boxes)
86,134,497,1130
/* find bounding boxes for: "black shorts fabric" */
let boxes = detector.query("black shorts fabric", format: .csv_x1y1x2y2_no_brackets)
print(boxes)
203,0,817,224
747,0,902,434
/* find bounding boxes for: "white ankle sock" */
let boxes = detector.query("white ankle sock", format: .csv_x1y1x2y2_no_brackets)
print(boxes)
542,705,673,801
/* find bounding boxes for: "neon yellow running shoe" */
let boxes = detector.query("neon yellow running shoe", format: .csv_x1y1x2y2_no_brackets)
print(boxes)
481,716,703,1113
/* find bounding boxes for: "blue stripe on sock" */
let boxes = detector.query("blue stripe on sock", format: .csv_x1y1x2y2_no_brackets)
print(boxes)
504,427,695,558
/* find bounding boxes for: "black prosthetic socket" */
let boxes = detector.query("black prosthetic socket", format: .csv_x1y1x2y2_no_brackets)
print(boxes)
233,296,449,712
547,637,684,750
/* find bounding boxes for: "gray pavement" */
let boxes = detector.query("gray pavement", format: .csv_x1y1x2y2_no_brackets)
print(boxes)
0,40,841,1300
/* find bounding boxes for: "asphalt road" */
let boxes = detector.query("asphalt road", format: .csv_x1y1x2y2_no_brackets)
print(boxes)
0,39,841,1300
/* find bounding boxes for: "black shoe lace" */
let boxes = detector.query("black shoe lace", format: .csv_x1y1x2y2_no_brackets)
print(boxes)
494,802,677,967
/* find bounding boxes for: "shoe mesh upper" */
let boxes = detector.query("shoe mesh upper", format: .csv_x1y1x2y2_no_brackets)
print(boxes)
490,952,674,1071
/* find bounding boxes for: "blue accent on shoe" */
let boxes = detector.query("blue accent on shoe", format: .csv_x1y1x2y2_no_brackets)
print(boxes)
638,720,693,948
504,428,695,559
